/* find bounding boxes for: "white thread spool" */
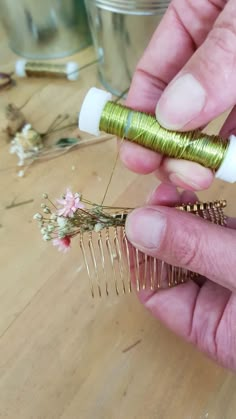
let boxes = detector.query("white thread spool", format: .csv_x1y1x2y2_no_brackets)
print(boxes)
79,87,236,183
15,60,80,81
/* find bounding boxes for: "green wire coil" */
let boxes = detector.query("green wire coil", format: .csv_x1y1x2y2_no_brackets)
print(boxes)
100,101,228,170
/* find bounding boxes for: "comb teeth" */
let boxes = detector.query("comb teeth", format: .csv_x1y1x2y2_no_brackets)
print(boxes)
79,228,188,298
79,200,227,297
177,200,227,211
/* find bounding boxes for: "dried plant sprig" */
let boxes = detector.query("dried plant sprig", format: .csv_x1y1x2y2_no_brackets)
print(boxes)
0,72,15,91
9,117,113,177
8,110,78,176
1,103,25,138
10,124,43,167
33,189,132,253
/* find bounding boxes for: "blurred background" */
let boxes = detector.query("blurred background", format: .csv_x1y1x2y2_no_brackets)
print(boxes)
0,0,170,94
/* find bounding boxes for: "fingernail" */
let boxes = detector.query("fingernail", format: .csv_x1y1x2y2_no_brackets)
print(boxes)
169,171,212,190
126,208,166,250
156,74,206,129
169,173,203,190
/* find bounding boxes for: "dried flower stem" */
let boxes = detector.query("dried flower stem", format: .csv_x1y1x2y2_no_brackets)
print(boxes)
34,189,132,252
5,198,34,210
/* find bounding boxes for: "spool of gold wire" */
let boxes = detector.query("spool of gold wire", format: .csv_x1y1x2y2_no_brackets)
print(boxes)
79,88,236,183
100,102,227,170
15,59,98,81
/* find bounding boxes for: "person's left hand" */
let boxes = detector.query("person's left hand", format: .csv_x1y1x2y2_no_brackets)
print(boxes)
125,183,236,371
120,0,236,191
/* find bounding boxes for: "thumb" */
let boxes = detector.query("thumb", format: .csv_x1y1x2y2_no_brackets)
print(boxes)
125,206,236,292
156,0,236,131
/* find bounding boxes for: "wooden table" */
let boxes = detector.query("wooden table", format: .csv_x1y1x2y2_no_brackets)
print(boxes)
1,25,236,419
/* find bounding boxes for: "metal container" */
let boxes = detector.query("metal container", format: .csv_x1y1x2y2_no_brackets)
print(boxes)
85,0,171,95
0,0,92,59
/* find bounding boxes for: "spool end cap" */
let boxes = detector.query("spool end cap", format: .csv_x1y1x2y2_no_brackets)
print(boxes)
216,135,236,183
15,59,27,77
78,87,112,136
66,62,79,81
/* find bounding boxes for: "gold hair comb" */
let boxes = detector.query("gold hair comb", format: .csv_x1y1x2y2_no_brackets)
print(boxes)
33,194,228,298
78,200,227,297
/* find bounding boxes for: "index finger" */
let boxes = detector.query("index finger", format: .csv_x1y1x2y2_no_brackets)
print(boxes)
121,0,222,174
126,4,193,112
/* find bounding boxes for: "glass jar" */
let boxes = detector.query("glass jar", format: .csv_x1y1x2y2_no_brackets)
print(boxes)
0,0,92,59
85,0,170,95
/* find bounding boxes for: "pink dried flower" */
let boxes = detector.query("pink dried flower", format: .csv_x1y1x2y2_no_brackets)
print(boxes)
57,188,84,217
52,236,71,253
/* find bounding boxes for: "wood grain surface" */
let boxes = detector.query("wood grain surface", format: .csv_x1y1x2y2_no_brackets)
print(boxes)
1,25,236,419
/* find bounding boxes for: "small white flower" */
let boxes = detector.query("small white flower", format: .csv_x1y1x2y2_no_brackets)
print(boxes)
58,230,67,239
33,213,43,220
94,223,104,232
22,124,32,135
41,203,46,209
18,170,25,177
42,193,48,199
10,143,17,154
48,224,55,232
57,217,68,228
41,227,48,234
43,234,51,241
43,208,51,214
50,213,57,221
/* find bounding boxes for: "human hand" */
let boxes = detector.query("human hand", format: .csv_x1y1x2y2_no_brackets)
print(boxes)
125,183,236,371
120,0,236,191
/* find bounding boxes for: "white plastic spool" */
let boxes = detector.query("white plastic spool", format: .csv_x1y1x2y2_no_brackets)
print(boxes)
15,59,79,81
78,87,112,136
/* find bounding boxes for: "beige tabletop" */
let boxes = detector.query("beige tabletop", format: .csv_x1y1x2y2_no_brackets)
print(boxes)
0,25,236,419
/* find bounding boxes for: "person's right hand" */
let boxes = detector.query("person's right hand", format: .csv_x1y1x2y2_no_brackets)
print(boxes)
125,183,236,371
120,0,236,191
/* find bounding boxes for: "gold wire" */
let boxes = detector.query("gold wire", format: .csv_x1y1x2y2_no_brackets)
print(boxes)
100,102,228,170
24,59,98,79
25,62,68,79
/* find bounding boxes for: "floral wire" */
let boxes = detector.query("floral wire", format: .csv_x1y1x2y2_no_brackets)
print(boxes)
78,207,101,221
79,200,127,219
75,58,100,73
47,198,57,210
113,87,129,103
98,89,129,206
19,85,48,110
82,198,133,211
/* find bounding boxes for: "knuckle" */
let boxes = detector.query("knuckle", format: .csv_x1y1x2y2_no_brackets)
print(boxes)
208,0,228,12
208,24,236,58
170,224,203,271
176,242,201,270
194,24,236,86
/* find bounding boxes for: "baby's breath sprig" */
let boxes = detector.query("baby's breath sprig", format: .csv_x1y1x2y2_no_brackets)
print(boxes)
33,188,132,253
